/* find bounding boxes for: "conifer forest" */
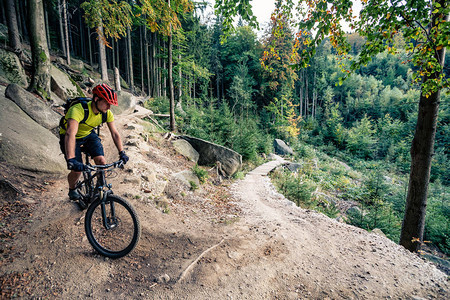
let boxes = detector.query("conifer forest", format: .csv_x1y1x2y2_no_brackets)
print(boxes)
1,0,448,255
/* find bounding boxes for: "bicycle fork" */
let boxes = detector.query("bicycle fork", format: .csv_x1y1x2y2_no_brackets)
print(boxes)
100,190,118,230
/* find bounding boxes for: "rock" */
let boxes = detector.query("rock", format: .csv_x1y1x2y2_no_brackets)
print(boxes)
0,89,66,174
0,48,28,87
111,90,136,115
50,64,82,100
69,58,85,71
156,274,170,284
180,136,242,177
5,84,61,131
172,170,200,187
371,228,387,238
172,139,199,163
285,162,302,172
274,139,294,155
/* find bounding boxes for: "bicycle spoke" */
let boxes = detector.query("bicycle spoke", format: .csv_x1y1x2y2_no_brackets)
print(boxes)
86,196,139,257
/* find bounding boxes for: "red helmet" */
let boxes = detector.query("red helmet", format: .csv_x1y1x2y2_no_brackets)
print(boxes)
92,84,118,106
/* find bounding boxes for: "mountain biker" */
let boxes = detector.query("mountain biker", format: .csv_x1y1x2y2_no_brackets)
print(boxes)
59,83,129,200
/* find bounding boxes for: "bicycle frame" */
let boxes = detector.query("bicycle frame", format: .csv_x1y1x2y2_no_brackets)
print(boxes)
75,152,124,230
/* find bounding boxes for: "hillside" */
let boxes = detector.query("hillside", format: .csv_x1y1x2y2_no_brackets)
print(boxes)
0,108,448,299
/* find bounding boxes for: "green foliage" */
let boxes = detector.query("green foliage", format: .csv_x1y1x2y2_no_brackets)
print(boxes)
189,180,198,191
346,115,377,159
192,164,208,184
81,0,132,39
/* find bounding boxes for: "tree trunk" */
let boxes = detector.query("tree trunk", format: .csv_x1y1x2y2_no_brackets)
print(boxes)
98,26,108,82
127,27,134,92
27,0,51,98
114,67,121,91
140,26,144,94
399,6,447,252
87,27,93,66
44,1,51,50
178,43,182,102
18,0,28,43
58,0,65,57
5,0,21,53
144,26,151,96
163,41,167,98
168,26,175,131
62,0,70,65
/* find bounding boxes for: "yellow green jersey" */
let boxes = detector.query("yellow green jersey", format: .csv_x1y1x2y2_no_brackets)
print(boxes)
59,101,114,138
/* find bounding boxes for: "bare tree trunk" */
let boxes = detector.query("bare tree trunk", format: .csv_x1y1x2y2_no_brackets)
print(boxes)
87,27,93,66
5,0,21,53
399,3,448,252
127,27,134,92
168,13,175,131
114,67,121,91
98,26,108,82
18,0,28,43
312,70,316,119
0,0,6,24
299,70,303,117
140,26,144,94
145,26,151,96
58,0,65,57
27,0,51,98
62,0,70,65
178,43,182,102
44,1,51,50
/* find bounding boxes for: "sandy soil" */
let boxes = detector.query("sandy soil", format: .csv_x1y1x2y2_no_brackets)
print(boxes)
0,109,448,299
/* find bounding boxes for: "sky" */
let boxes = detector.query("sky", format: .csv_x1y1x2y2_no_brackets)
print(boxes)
200,0,361,35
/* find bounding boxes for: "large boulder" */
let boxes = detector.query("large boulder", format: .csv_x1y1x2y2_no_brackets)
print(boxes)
50,64,82,100
5,84,61,131
0,87,66,174
0,48,28,87
172,139,199,163
274,139,294,155
111,90,137,115
180,136,242,177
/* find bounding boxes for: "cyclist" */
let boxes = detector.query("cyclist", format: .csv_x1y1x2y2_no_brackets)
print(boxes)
59,83,129,201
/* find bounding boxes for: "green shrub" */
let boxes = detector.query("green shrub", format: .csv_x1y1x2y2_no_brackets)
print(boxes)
192,164,208,184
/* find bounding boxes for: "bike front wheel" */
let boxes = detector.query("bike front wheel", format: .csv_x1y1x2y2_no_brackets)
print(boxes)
85,195,140,258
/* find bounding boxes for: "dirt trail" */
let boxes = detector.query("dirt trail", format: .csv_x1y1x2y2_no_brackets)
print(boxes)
1,110,448,299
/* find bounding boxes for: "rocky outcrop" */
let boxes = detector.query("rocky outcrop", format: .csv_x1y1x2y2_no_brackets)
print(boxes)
180,136,242,177
0,87,66,174
0,48,28,87
5,84,61,131
274,139,294,155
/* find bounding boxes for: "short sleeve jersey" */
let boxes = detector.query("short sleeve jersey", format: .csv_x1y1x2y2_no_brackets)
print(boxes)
59,101,114,138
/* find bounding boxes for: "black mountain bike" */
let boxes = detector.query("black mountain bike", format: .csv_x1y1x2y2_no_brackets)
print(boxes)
74,153,140,259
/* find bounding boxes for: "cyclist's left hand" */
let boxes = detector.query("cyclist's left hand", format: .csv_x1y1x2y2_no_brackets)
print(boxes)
119,150,129,164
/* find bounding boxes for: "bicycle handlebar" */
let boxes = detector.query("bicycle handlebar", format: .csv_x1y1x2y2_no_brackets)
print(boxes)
85,160,124,171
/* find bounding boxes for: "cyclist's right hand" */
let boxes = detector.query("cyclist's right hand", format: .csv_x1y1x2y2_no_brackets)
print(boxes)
67,158,86,172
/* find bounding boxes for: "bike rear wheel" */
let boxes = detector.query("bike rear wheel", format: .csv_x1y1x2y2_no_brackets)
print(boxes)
85,195,140,258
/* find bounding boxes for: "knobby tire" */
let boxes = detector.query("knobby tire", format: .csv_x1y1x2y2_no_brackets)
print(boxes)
85,195,140,258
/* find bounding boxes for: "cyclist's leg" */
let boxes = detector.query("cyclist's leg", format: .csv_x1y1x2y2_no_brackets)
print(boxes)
68,171,82,189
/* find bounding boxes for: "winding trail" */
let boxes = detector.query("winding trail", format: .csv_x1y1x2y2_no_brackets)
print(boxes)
223,155,449,299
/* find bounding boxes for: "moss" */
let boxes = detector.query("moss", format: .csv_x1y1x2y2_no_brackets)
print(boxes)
69,76,85,97
37,87,49,99
39,50,47,63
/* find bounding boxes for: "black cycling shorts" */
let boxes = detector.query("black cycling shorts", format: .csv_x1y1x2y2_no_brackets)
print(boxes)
60,131,104,163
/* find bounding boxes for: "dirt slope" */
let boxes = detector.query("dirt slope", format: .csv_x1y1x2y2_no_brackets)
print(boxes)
0,109,448,299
